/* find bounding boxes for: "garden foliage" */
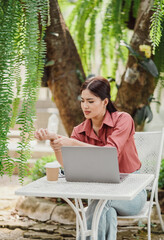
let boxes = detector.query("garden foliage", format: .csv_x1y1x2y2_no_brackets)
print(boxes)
29,155,56,181
0,0,164,183
61,0,164,89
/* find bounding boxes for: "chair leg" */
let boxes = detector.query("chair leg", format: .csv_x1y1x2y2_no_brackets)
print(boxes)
147,216,151,240
155,188,164,231
156,201,164,231
76,218,80,239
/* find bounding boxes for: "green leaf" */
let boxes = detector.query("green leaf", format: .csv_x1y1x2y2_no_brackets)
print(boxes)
139,59,159,77
120,41,142,59
134,105,153,125
45,60,55,66
150,1,164,54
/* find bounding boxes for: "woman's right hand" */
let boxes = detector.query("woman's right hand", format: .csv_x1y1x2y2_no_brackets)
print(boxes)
50,135,76,152
34,128,58,141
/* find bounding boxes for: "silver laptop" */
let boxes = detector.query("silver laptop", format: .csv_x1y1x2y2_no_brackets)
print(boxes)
61,146,128,183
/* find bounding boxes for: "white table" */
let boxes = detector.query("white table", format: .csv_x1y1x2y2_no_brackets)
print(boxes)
15,174,154,240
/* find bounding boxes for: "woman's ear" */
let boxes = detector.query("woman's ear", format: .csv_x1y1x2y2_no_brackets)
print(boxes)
104,98,109,107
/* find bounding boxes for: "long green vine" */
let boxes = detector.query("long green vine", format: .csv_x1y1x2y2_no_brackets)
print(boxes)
0,0,48,183
150,0,164,54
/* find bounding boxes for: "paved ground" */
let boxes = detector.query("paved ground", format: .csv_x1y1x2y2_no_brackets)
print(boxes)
0,175,164,240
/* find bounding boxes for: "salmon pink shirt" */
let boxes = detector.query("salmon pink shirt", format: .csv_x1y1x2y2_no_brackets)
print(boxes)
71,111,141,173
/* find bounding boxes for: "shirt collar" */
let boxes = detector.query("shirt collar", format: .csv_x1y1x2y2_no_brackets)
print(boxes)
101,110,114,128
77,110,114,135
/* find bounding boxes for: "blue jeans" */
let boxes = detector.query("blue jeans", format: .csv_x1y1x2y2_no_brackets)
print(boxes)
79,172,147,240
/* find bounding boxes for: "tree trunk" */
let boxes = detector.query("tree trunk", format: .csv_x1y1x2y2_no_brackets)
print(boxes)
45,0,85,136
115,0,155,130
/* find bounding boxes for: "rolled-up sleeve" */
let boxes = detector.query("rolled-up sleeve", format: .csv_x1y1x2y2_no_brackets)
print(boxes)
71,127,83,141
105,112,135,156
71,127,78,139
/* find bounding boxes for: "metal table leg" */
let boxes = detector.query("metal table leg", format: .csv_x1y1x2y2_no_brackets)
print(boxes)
62,197,91,240
91,199,108,240
62,197,106,240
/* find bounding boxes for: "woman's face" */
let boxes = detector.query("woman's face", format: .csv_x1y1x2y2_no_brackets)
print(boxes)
81,89,108,119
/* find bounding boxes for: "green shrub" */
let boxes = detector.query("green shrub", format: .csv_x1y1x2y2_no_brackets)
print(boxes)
29,155,56,181
159,159,164,189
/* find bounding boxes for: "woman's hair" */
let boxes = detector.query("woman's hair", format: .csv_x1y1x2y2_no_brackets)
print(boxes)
80,76,117,113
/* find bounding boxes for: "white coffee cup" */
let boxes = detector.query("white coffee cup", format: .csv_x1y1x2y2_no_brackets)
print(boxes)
45,161,61,181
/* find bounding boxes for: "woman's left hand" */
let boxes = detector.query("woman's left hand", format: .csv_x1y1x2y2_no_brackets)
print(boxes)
50,135,74,152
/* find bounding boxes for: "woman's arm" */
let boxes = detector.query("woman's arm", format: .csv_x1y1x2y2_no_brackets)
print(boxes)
34,128,58,141
53,149,63,167
34,128,94,167
72,138,92,146
50,137,92,167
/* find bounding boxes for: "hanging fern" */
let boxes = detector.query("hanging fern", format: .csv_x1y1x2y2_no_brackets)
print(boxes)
101,2,112,76
87,6,99,70
150,0,164,54
67,0,104,73
132,0,140,18
154,20,164,80
0,0,48,183
0,0,23,176
16,0,48,183
110,0,123,39
100,0,130,77
10,5,25,128
154,19,164,111
122,0,132,22
66,0,140,78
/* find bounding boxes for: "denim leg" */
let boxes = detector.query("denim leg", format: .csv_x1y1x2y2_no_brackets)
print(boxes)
107,189,147,216
105,207,117,240
85,200,117,240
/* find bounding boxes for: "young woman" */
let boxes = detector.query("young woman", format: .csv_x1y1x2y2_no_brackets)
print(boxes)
35,76,147,240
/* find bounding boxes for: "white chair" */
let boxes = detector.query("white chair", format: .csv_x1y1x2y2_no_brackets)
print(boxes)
118,129,164,240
